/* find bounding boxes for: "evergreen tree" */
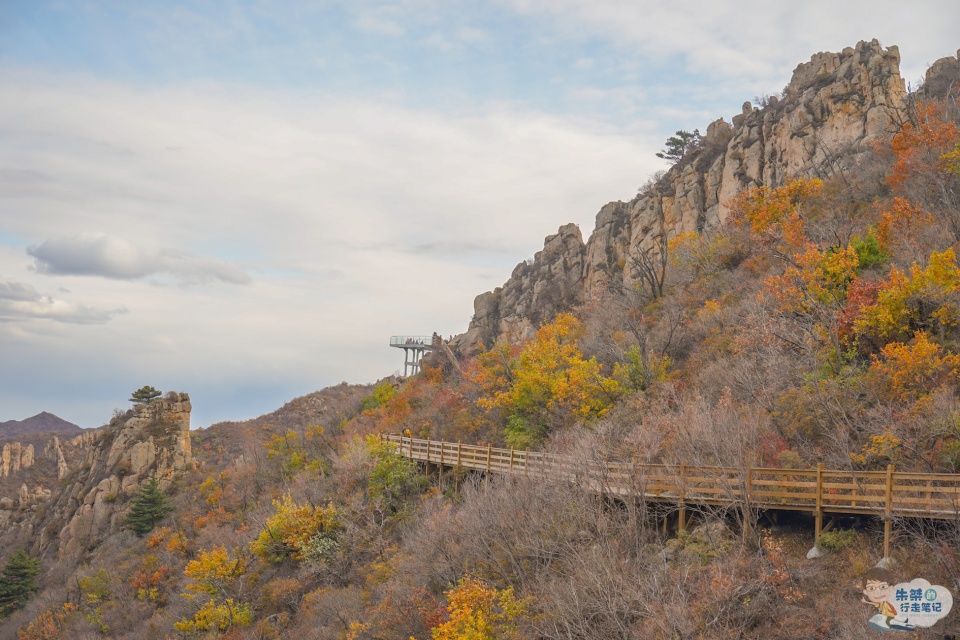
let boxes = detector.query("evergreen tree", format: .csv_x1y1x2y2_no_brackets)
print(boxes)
130,385,162,404
125,477,174,536
0,550,41,618
656,129,701,162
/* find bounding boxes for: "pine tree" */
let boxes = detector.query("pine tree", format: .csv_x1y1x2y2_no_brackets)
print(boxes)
125,477,174,536
0,549,41,618
129,385,162,404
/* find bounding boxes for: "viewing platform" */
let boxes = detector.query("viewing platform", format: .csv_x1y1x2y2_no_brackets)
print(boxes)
389,336,435,376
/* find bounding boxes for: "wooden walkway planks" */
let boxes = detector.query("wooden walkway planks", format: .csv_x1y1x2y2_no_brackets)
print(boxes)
384,434,960,523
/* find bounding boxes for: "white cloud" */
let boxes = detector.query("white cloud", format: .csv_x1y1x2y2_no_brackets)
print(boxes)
0,68,658,426
0,277,124,324
27,232,251,285
500,0,960,88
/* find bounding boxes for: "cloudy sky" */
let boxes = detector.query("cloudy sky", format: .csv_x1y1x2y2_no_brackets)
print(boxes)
1,1,958,428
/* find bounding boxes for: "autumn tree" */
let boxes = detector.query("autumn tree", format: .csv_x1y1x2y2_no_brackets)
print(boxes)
730,178,824,260
177,545,252,634
362,381,397,411
432,576,533,640
250,494,340,563
887,103,960,240
471,314,624,448
852,249,960,349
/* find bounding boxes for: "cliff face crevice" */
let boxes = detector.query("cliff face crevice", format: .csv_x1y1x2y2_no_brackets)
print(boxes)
454,39,911,356
0,393,193,562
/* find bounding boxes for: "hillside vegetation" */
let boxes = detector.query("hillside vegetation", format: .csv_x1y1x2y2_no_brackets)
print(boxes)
4,54,960,640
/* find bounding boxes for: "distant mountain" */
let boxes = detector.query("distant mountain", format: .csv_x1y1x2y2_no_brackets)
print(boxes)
0,412,82,439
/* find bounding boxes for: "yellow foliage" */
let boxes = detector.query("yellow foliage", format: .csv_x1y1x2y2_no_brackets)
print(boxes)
249,494,339,563
174,598,252,635
432,577,533,640
945,141,960,175
854,250,960,344
851,433,904,469
183,545,245,598
475,314,623,426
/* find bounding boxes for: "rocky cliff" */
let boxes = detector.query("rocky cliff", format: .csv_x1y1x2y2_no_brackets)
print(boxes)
0,442,34,478
0,393,193,562
454,39,918,355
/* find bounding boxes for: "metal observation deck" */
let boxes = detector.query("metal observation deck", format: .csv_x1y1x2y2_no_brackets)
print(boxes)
389,336,434,377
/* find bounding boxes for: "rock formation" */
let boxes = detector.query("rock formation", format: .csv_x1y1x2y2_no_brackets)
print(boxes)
0,392,194,561
0,442,34,477
453,40,916,355
44,436,70,479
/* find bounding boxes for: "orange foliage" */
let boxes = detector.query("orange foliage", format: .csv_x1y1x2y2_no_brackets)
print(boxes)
869,331,960,402
838,277,882,342
876,197,936,252
730,178,824,254
129,554,174,603
889,103,960,191
17,604,77,640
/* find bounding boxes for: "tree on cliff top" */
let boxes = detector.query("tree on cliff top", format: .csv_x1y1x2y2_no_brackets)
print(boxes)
125,477,174,536
656,129,700,162
130,385,162,404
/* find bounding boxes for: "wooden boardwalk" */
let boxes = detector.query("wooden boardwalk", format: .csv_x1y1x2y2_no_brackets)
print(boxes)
384,434,960,554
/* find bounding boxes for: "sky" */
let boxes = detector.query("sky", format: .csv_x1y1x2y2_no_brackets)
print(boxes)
1,1,958,429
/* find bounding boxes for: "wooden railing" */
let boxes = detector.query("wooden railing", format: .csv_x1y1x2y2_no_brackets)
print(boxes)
383,435,960,521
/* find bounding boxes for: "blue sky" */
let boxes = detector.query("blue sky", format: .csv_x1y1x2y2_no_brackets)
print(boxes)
1,0,958,428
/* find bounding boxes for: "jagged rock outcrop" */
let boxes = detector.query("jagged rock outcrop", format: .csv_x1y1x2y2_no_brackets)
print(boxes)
454,40,915,355
464,223,587,348
44,436,69,479
918,49,960,99
0,392,193,561
0,442,34,477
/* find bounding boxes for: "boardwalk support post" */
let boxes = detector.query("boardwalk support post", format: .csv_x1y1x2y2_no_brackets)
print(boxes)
884,464,895,558
815,463,824,542
679,464,687,532
456,441,462,493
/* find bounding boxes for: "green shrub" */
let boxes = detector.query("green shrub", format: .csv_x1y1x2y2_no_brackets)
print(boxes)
816,528,858,552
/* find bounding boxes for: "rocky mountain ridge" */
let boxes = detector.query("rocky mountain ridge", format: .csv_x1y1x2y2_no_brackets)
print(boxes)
452,40,960,355
0,393,193,563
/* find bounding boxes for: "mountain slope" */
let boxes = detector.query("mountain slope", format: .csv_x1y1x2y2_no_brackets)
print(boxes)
0,412,82,439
